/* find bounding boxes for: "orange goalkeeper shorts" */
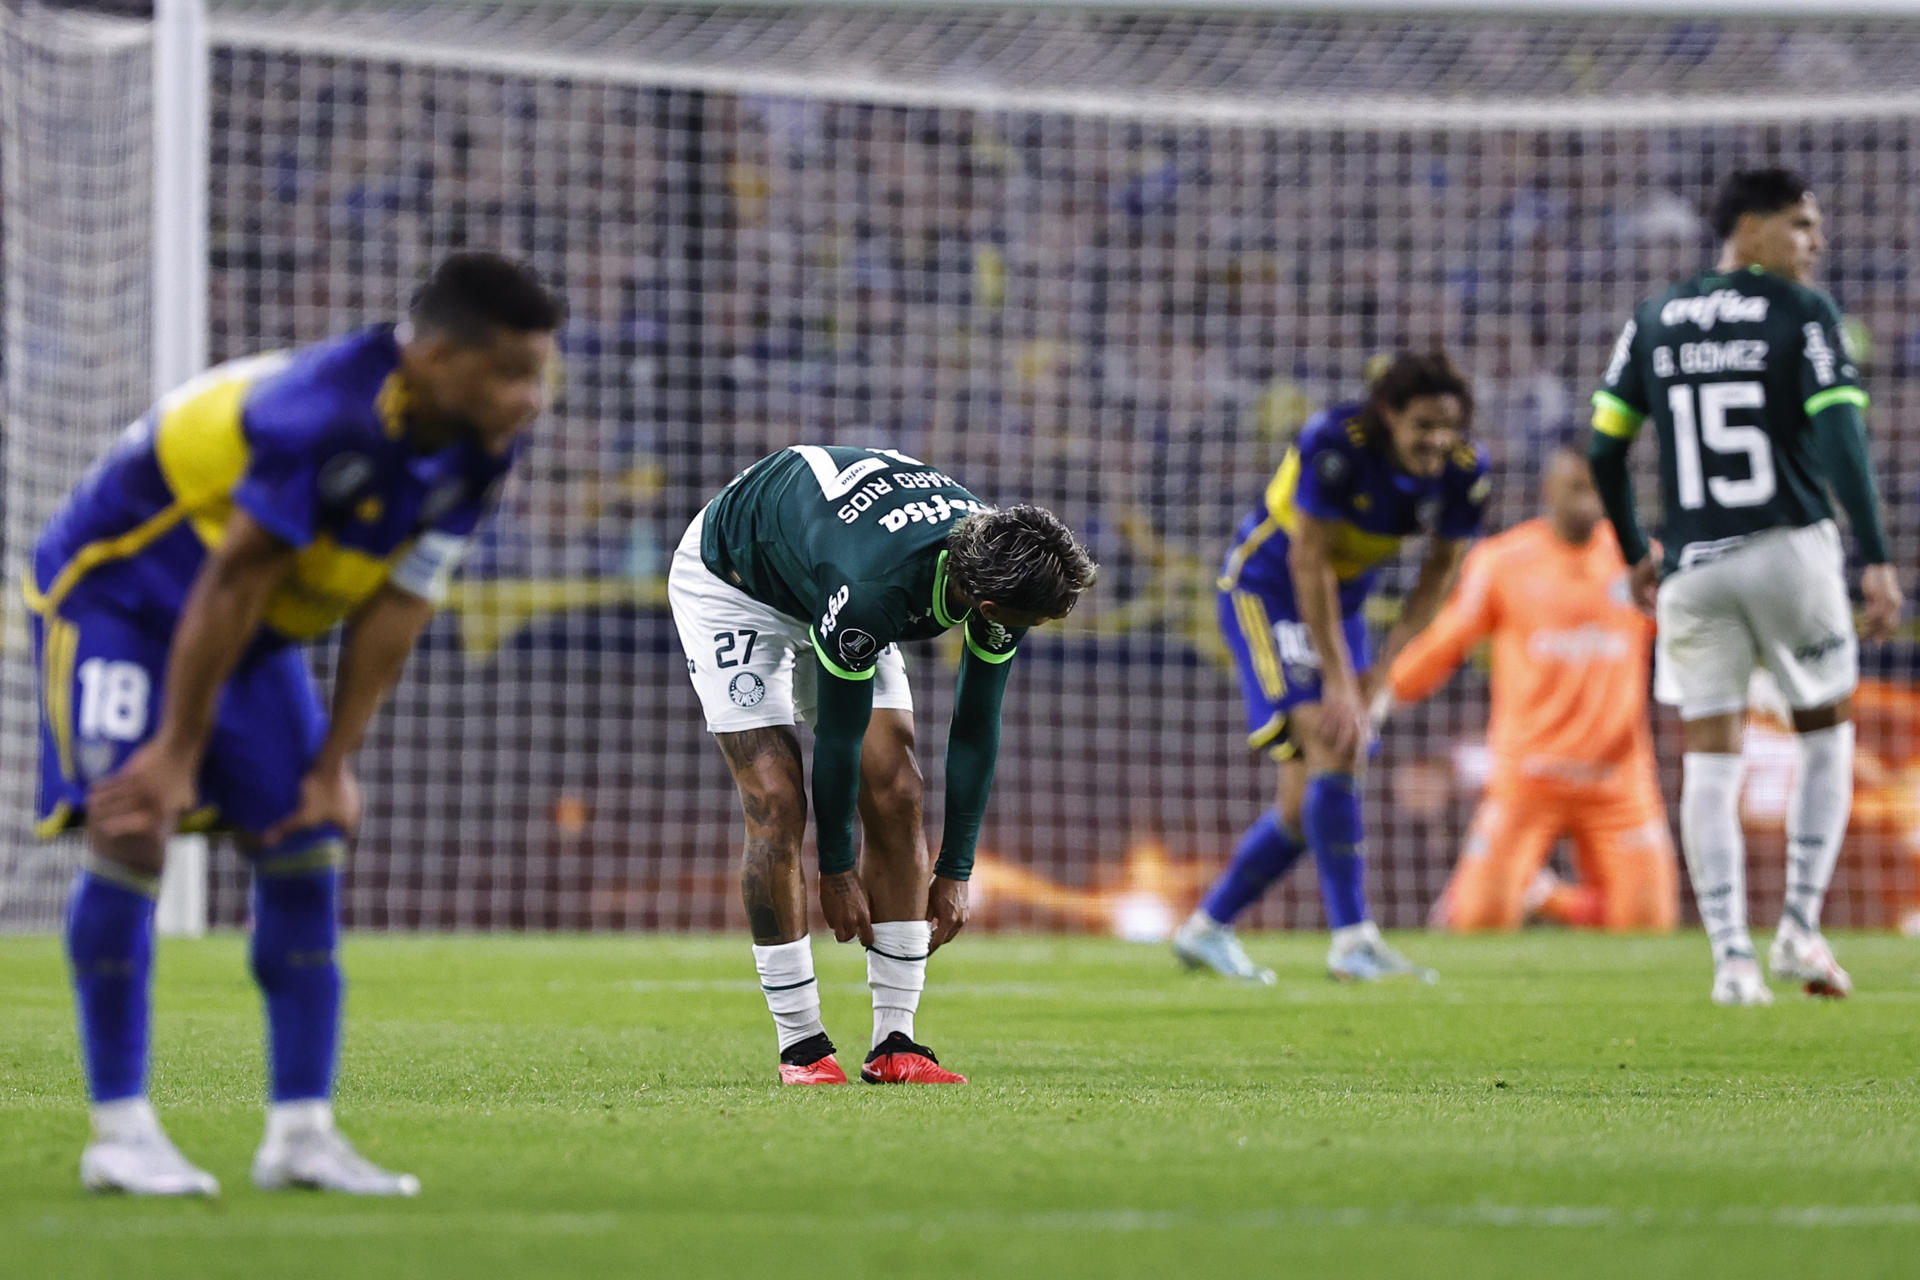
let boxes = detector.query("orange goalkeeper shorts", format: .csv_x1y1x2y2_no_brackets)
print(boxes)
1441,783,1678,933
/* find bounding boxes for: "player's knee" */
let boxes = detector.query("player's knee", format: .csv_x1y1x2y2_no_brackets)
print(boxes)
738,780,808,844
1300,727,1361,774
84,830,166,879
861,767,924,830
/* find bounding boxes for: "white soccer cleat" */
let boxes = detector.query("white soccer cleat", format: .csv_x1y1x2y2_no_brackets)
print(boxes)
1172,913,1277,985
1769,927,1852,999
1327,922,1438,984
81,1125,220,1197
1710,957,1775,1006
253,1126,420,1196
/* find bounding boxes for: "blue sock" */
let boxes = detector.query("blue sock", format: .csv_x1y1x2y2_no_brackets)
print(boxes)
250,850,344,1103
1201,811,1307,925
1304,772,1370,929
65,865,158,1103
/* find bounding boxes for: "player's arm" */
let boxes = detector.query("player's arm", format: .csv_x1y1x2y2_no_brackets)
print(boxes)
1801,300,1901,640
263,583,437,845
88,511,297,837
1287,511,1365,755
1590,314,1657,609
808,597,884,946
1385,544,1497,707
927,616,1026,949
1377,536,1469,678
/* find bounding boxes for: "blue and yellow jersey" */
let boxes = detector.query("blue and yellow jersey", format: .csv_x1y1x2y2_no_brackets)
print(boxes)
29,325,514,642
1218,403,1490,615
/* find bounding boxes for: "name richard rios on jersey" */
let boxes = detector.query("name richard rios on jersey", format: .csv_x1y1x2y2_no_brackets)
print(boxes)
836,468,992,530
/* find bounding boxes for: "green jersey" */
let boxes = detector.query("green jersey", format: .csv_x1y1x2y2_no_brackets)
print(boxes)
1592,266,1876,572
700,445,1023,879
702,445,1024,674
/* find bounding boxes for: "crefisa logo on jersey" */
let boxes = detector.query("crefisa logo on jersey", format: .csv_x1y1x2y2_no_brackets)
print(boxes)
1660,290,1769,331
727,671,766,707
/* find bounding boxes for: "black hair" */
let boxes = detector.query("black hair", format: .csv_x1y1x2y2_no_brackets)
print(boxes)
409,252,566,345
1709,168,1813,240
945,504,1098,619
1355,349,1475,447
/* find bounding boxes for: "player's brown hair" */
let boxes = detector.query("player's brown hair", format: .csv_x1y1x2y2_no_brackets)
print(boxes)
1355,349,1475,448
945,505,1098,619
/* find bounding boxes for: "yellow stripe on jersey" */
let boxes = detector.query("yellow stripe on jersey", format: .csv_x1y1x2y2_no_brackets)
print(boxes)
1224,449,1401,589
153,356,268,546
1217,514,1281,590
35,802,77,840
1231,590,1285,700
150,350,415,640
1264,449,1406,581
23,355,278,619
41,613,80,785
22,503,191,617
264,535,417,640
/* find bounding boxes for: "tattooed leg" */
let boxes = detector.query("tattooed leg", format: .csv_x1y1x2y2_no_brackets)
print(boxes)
718,725,836,1062
717,727,809,945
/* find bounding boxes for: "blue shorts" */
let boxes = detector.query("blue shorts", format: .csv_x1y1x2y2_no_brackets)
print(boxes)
31,590,328,839
1217,583,1371,758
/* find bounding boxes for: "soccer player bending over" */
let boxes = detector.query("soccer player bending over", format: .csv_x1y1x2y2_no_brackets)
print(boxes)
1385,439,1678,934
29,254,563,1194
1590,167,1901,1005
1175,352,1488,983
669,447,1095,1084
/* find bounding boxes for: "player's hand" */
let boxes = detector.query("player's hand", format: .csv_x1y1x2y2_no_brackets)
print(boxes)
819,869,875,946
1316,683,1368,762
1627,542,1662,615
926,875,970,952
1860,563,1903,644
87,742,198,840
262,758,363,847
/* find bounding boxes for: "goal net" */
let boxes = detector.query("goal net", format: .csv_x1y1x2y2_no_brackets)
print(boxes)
5,1,1920,935
0,2,154,928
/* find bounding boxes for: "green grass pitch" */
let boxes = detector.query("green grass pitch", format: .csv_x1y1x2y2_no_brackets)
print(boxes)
4,931,1920,1279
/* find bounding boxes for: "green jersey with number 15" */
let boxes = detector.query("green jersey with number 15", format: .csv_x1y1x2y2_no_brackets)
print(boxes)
1592,266,1868,572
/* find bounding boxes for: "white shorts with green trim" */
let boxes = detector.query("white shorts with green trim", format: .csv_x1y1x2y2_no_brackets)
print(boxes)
668,507,912,734
1654,520,1857,719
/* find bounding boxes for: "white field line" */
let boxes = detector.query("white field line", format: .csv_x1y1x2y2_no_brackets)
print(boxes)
29,1203,1920,1238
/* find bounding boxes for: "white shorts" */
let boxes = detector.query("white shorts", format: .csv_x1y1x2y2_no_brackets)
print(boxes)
1654,520,1857,719
667,507,912,734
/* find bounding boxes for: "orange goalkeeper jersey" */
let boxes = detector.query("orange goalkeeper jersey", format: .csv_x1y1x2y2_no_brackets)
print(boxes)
1386,518,1657,798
